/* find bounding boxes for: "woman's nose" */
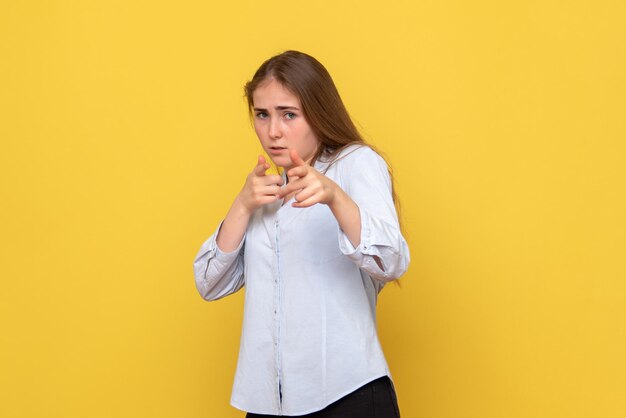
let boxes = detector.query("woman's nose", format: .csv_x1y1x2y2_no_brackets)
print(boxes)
269,118,282,139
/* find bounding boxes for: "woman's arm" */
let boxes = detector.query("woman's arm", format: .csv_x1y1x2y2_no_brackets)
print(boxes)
194,223,246,301
280,149,362,246
327,189,389,272
279,147,409,282
336,147,410,281
216,156,284,251
194,156,284,300
326,186,361,248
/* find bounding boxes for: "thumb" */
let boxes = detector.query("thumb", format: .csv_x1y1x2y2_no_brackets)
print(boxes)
253,155,270,176
289,149,307,167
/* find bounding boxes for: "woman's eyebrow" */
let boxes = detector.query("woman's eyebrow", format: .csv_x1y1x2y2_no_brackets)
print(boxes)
253,106,300,111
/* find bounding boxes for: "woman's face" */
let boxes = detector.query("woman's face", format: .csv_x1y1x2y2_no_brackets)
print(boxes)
252,78,320,170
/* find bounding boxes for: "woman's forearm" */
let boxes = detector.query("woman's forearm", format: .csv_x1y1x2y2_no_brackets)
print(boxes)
216,196,252,252
328,187,361,248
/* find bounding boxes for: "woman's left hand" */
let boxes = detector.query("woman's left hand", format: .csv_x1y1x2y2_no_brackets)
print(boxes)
279,149,338,208
281,148,363,247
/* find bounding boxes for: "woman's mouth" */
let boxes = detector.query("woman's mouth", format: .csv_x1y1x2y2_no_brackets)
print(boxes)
269,147,288,155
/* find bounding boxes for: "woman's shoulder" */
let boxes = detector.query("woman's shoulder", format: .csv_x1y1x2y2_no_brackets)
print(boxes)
325,144,392,191
331,144,387,168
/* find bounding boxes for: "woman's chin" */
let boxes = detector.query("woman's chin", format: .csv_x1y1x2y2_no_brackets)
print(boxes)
267,155,292,168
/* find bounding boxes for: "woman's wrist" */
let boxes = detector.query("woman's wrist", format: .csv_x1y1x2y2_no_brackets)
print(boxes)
234,194,256,217
326,183,343,211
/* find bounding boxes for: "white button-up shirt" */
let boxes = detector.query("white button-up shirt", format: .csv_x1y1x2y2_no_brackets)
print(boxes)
193,145,410,415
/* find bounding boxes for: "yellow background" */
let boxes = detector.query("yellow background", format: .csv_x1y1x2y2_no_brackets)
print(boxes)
1,1,625,417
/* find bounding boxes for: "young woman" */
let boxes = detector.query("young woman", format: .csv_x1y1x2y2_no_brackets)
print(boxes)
194,50,410,417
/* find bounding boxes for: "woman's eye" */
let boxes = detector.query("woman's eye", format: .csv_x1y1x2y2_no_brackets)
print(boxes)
256,112,268,119
285,112,296,120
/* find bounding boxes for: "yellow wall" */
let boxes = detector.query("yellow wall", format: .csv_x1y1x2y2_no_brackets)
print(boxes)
1,1,625,417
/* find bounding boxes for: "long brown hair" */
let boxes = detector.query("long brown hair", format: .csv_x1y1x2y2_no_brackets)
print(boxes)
244,50,401,219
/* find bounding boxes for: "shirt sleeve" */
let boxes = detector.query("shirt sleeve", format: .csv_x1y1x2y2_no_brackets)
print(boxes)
337,147,410,282
193,222,246,301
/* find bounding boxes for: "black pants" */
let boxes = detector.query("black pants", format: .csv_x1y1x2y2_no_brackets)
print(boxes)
246,376,400,418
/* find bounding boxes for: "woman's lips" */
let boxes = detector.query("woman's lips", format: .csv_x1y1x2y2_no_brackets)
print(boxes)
269,147,287,155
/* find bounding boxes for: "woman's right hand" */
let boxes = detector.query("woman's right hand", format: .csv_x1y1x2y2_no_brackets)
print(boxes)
217,156,282,252
237,156,284,214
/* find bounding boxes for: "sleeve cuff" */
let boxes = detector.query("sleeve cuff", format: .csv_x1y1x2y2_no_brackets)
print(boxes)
211,221,245,266
195,221,246,274
215,234,245,258
338,205,383,258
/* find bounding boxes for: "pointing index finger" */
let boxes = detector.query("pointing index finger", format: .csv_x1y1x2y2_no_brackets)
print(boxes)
287,165,308,178
289,149,307,167
254,155,270,176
